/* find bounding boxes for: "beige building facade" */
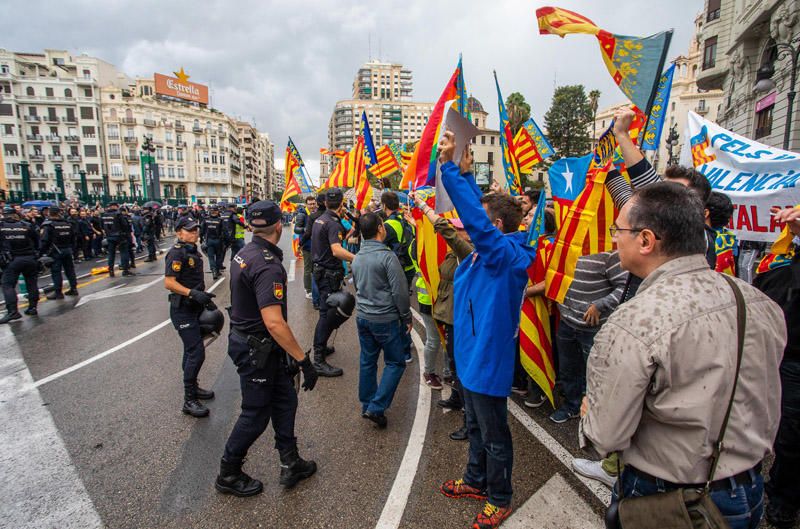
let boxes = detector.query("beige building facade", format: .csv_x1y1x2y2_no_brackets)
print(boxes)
697,0,800,151
466,96,504,186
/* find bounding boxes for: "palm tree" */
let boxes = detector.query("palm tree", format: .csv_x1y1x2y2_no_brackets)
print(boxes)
506,92,531,135
588,89,601,148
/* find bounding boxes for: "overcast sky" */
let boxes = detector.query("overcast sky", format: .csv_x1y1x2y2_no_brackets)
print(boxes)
1,0,702,181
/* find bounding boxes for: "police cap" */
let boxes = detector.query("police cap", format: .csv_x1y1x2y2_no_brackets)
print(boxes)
325,187,343,203
208,204,219,212
246,200,281,227
175,216,199,231
3,206,16,215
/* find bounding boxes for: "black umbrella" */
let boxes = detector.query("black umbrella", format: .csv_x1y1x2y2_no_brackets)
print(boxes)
143,200,161,209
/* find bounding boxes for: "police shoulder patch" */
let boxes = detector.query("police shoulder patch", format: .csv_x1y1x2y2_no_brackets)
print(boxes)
262,249,274,262
273,282,284,300
172,261,182,272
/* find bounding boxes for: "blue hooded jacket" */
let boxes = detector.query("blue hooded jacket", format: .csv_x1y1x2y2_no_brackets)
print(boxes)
441,161,537,397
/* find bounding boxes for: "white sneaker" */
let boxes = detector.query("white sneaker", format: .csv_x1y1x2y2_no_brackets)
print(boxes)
305,291,312,299
571,458,617,488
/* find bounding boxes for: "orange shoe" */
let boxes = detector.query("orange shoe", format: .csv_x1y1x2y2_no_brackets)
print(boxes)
440,479,488,500
472,501,512,529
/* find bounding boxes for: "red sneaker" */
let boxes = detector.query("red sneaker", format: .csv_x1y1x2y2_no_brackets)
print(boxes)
440,479,487,500
424,373,443,390
472,502,512,529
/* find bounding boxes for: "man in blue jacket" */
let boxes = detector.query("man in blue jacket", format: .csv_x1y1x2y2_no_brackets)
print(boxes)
438,131,536,529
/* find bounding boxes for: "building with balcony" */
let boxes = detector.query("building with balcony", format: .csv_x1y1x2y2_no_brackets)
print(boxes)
352,60,413,101
465,96,505,186
591,13,725,171
237,121,274,201
0,48,129,195
699,0,800,151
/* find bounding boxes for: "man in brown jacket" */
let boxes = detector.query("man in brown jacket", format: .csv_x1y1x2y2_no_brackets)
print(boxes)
581,182,786,529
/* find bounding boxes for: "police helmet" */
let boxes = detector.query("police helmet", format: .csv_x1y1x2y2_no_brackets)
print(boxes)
3,206,16,216
324,291,355,331
37,255,54,270
198,307,225,337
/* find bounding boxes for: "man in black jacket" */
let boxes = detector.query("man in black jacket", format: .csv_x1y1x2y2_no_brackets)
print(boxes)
301,192,326,309
294,195,317,299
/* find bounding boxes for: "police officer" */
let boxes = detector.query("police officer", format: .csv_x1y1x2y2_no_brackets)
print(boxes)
0,206,40,323
222,203,247,264
310,188,354,377
141,206,157,262
200,205,225,279
40,207,79,300
101,202,134,277
164,216,217,418
301,192,326,309
381,191,415,291
216,200,318,497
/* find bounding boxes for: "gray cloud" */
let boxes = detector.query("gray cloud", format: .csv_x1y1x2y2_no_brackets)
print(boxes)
2,0,702,179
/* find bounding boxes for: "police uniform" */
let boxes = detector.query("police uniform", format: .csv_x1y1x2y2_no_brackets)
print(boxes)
310,188,347,376
101,203,132,276
223,206,246,262
0,208,41,322
201,208,225,278
165,216,215,417
142,208,157,261
40,211,79,299
216,200,317,498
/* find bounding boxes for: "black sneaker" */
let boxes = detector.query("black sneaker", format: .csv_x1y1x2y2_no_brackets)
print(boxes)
64,288,79,296
182,399,209,418
363,411,388,428
24,307,38,316
46,291,65,300
196,387,215,400
0,311,22,324
122,270,136,277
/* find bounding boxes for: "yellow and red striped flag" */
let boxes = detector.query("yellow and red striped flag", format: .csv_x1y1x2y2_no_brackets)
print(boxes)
320,136,366,190
369,143,402,179
354,167,373,210
411,187,448,305
400,148,414,171
320,148,347,158
545,161,612,303
280,145,302,212
513,127,543,174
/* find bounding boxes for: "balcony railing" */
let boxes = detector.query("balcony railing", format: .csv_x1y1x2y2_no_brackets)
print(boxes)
67,154,82,161
175,124,185,131
24,115,40,123
61,116,77,124
30,154,45,162
125,155,139,162
26,134,43,142
64,135,80,143
45,115,60,124
121,117,136,125
46,135,61,143
109,153,121,159
49,154,63,162
143,119,157,127
123,136,138,144
192,126,203,133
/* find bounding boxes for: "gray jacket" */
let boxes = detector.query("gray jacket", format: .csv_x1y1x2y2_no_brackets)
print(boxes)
352,239,411,323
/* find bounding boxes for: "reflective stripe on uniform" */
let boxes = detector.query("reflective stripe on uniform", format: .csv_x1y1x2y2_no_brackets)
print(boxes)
384,217,415,271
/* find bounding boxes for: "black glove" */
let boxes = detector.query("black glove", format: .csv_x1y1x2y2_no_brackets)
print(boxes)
189,289,216,306
299,355,318,391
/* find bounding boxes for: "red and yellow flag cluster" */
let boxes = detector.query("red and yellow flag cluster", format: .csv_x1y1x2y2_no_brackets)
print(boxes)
369,144,402,179
280,145,303,212
320,134,373,210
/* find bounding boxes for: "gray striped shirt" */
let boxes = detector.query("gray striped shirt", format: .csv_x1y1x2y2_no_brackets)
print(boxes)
558,251,629,329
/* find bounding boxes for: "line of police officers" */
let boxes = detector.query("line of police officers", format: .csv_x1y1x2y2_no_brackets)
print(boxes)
162,190,359,496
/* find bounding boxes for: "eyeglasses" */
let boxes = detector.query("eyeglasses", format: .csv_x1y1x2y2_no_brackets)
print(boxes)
609,224,661,239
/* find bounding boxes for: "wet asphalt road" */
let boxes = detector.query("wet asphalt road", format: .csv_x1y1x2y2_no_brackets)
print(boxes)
2,229,643,529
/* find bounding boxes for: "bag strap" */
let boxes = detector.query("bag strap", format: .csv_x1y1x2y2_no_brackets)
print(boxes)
706,274,746,489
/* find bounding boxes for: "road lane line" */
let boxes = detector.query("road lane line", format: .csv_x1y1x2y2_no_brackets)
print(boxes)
287,259,296,282
33,276,226,388
375,310,429,529
507,400,611,505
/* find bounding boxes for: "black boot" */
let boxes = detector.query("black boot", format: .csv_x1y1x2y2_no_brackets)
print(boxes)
122,269,135,277
313,348,343,377
47,291,64,300
215,458,263,497
108,267,115,277
279,447,317,488
437,389,463,410
323,345,335,357
64,288,79,296
196,387,215,400
0,311,22,324
182,399,209,417
449,425,468,441
24,306,37,316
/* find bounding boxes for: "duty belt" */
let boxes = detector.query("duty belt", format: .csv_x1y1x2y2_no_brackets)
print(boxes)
627,462,762,492
230,326,278,369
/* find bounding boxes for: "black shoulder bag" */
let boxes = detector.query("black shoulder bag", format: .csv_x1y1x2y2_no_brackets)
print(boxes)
607,274,746,529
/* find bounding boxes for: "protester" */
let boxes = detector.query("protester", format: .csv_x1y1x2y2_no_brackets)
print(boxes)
706,191,738,276
295,195,316,299
581,182,786,529
438,131,536,529
351,212,410,428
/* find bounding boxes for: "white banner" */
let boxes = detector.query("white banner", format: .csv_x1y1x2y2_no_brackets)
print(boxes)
679,111,800,242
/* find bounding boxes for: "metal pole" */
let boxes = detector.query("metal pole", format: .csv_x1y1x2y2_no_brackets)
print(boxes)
20,161,32,198
54,164,65,203
783,48,799,151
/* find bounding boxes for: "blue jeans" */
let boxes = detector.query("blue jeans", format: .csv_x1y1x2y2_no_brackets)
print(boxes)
357,318,407,415
556,321,598,414
614,467,764,529
463,388,513,508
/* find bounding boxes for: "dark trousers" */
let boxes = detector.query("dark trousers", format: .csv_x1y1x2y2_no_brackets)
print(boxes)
313,269,342,351
767,358,800,516
145,236,156,259
106,236,130,270
82,236,93,259
205,239,224,273
92,234,103,256
614,466,764,529
229,239,245,262
301,249,313,293
462,387,513,507
127,240,135,267
2,256,39,312
223,333,297,465
50,248,77,293
556,321,598,413
169,305,206,399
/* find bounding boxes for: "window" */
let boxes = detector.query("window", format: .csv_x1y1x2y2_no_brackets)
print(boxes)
487,152,494,165
3,124,14,135
177,167,185,178
107,124,119,138
165,130,173,142
167,148,174,161
45,87,54,97
86,163,99,174
109,144,121,157
4,144,18,156
47,107,57,121
481,136,486,145
0,64,8,74
0,104,12,117
176,149,184,161
28,106,37,117
116,183,124,194
755,104,773,139
82,69,91,79
220,154,225,164
698,99,707,111
168,166,175,178
82,126,95,138
490,136,495,146
80,106,94,120
203,151,209,163
84,87,92,97
64,88,72,98
84,145,98,157
212,152,218,164
707,0,721,21
26,87,34,96
156,147,163,160
703,37,717,70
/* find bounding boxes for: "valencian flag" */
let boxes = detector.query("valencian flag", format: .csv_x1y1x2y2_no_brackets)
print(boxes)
494,72,523,195
519,192,557,404
513,117,555,173
401,58,466,189
370,143,402,179
410,186,449,306
690,125,716,166
714,228,737,276
546,160,614,303
756,207,799,274
641,63,676,151
280,144,303,212
537,6,673,115
360,111,379,167
288,137,315,193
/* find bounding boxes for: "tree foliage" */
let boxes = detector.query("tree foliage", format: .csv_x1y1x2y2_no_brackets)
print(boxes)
544,85,594,159
506,92,531,136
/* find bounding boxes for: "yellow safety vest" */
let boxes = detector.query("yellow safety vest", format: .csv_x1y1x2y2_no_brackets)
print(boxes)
411,253,430,305
384,217,415,272
235,215,245,239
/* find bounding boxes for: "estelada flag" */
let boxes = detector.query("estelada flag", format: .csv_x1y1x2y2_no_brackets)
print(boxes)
537,6,672,114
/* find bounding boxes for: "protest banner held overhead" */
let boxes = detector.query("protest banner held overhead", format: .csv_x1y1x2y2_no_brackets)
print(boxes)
680,111,800,242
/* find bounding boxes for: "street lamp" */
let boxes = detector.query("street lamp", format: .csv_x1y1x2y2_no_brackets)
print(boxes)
753,35,800,150
141,136,156,200
665,124,680,166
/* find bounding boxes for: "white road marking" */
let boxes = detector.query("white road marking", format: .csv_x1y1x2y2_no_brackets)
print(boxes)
75,276,162,307
503,473,603,528
508,400,611,505
287,259,296,282
0,343,103,528
374,310,430,529
34,276,226,388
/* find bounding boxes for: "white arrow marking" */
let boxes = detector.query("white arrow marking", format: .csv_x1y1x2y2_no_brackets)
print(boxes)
287,259,296,282
75,276,163,307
